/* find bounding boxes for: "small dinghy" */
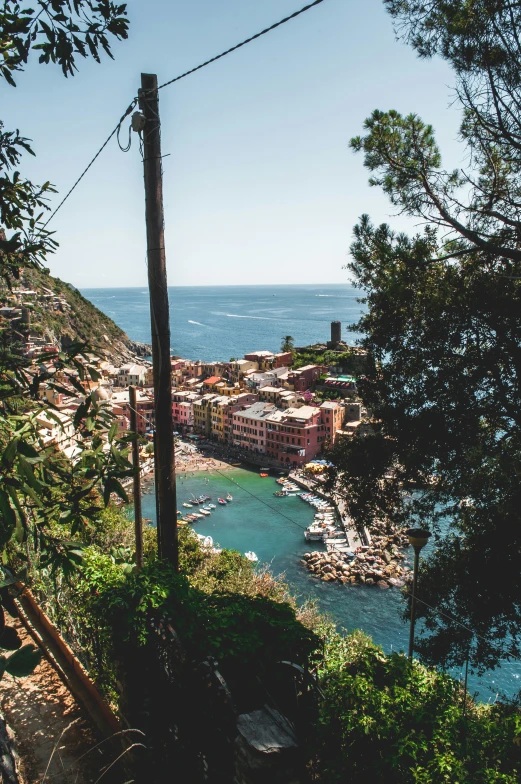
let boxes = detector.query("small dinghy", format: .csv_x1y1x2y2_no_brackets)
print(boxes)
218,498,227,505
226,493,233,501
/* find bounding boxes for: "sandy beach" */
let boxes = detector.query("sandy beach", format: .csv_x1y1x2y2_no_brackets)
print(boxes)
175,439,236,474
176,454,234,473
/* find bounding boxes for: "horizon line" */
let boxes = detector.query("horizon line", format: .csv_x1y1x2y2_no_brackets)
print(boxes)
77,281,354,290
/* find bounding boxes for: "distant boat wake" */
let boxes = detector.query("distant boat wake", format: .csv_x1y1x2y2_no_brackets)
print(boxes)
212,312,273,320
188,320,206,326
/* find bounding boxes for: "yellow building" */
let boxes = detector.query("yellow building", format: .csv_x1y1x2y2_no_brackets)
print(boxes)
193,394,218,436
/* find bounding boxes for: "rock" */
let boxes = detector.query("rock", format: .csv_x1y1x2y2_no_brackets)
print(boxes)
377,580,389,589
365,578,374,585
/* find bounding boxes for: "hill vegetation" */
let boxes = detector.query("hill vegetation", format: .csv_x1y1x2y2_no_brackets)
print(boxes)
0,267,144,362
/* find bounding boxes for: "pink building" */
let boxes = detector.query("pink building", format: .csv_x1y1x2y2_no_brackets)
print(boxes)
319,401,345,445
265,405,323,467
172,391,198,430
286,364,325,392
231,402,274,453
223,393,258,442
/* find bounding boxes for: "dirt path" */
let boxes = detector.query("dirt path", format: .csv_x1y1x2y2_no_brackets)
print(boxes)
0,621,123,784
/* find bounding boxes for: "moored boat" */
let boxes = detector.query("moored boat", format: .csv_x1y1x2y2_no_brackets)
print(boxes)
244,551,259,562
218,498,227,505
226,493,233,501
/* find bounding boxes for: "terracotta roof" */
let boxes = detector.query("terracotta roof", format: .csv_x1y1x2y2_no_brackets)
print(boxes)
204,376,222,385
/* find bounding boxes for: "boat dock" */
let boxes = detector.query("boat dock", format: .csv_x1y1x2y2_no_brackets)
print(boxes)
288,471,369,549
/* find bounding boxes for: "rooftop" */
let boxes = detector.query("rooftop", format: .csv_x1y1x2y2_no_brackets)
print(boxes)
235,402,275,421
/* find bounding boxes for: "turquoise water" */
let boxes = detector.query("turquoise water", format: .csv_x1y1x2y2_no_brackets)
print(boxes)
79,283,521,699
141,467,521,701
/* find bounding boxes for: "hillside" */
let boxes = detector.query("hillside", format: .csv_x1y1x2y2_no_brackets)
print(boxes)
0,267,149,363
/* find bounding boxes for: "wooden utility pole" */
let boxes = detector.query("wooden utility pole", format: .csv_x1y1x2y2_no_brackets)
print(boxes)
138,73,178,569
129,385,144,571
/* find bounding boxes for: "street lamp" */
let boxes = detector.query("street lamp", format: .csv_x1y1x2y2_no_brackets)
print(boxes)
405,527,431,660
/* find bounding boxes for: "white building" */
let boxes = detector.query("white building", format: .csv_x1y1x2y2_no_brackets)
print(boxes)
117,363,147,387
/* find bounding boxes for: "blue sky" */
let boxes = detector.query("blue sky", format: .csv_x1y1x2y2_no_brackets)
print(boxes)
3,0,462,287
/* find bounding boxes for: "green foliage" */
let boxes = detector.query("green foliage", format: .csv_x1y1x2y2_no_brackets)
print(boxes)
332,2,521,670
82,551,318,669
292,346,368,376
280,335,295,352
0,2,132,577
0,0,129,85
314,630,521,784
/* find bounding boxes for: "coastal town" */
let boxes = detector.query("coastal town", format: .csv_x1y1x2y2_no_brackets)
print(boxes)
0,282,413,590
3,283,367,467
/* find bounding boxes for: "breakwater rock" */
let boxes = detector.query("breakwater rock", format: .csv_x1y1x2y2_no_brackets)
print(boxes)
301,532,411,588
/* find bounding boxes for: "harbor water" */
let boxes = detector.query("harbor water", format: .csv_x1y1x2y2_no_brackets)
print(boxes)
81,283,521,701
141,467,521,702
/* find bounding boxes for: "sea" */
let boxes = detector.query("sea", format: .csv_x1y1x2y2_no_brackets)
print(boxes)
82,283,521,701
82,283,362,361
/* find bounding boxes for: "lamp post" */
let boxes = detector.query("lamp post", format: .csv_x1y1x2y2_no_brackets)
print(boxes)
405,527,431,660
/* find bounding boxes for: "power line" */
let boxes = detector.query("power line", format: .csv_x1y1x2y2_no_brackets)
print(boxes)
211,467,326,533
39,0,326,230
155,0,325,92
40,99,137,230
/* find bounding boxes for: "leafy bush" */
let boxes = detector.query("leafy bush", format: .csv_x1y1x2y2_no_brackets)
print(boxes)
314,630,521,784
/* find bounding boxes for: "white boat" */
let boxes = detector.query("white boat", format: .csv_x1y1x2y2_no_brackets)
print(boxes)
199,509,211,516
305,531,324,542
244,551,259,562
195,534,214,548
226,493,233,501
182,502,193,508
207,503,216,509
192,512,204,519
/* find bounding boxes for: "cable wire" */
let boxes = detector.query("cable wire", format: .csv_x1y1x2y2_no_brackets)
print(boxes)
39,0,326,229
210,468,313,532
41,98,137,230
155,0,325,92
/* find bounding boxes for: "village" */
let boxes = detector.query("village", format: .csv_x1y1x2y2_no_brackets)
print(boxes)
0,285,416,591
2,286,369,469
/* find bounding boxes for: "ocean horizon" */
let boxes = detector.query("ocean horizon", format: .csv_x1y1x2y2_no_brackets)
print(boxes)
81,283,364,362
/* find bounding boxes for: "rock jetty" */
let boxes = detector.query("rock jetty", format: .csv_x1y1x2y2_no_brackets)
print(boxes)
301,530,411,588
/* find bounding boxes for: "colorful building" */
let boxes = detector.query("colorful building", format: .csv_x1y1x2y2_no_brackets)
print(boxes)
231,402,275,453
111,389,155,435
286,365,324,392
319,401,345,446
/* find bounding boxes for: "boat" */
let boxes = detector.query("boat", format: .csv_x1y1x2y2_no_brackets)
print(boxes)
192,512,204,519
226,493,233,501
218,498,227,505
207,503,216,509
260,473,269,477
177,520,188,526
182,502,193,508
244,551,259,562
195,533,214,548
232,462,241,467
199,509,211,516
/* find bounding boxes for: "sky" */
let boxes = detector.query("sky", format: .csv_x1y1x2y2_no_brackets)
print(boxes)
2,0,464,288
